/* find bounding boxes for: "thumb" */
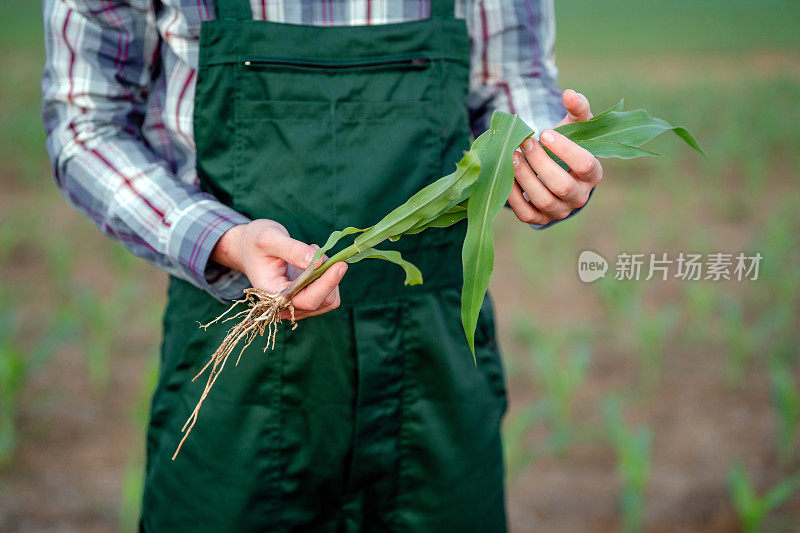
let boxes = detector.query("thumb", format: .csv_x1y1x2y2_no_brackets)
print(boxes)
267,234,316,270
563,89,593,122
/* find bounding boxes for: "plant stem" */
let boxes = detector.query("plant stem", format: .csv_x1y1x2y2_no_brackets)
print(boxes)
279,243,361,299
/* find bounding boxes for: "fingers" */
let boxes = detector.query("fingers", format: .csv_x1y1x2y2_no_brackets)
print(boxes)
539,130,602,186
512,150,570,220
260,231,316,270
562,89,593,122
291,262,348,312
280,295,340,320
518,137,589,212
283,286,341,320
507,179,552,225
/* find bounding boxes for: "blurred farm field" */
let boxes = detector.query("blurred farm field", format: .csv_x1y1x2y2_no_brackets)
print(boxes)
0,0,798,532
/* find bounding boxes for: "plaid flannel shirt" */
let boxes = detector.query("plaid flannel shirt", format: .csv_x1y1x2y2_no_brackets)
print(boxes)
42,0,567,301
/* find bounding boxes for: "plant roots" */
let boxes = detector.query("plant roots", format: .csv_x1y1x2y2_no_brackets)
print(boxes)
172,288,296,460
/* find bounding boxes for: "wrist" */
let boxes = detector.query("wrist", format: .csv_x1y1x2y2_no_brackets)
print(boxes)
211,223,247,272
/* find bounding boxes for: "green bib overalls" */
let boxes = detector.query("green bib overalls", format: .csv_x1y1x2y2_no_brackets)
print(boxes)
141,1,508,531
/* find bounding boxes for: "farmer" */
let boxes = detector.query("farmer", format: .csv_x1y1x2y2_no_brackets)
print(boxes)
42,0,602,530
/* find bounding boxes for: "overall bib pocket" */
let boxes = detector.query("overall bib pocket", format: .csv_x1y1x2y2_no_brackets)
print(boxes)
232,55,449,251
234,98,335,245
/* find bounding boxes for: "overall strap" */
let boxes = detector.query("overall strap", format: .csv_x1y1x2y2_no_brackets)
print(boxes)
431,0,458,20
213,0,252,21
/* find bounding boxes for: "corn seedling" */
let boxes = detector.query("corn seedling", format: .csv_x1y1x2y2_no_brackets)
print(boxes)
119,354,160,531
720,294,763,387
503,401,550,483
0,307,25,468
635,306,678,390
728,461,800,533
683,281,720,343
0,289,66,467
769,357,800,465
594,275,644,338
602,398,653,533
519,325,592,454
71,281,139,391
175,101,703,457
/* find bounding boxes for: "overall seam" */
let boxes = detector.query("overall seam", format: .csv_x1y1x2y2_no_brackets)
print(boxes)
233,61,243,201
331,101,339,231
383,299,407,530
392,297,416,531
273,329,285,526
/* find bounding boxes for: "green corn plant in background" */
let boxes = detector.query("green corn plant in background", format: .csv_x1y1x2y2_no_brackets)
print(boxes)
502,400,551,484
720,294,761,387
46,235,146,392
602,398,653,533
593,275,644,329
517,324,592,454
0,305,25,468
769,358,800,465
118,354,160,532
71,281,140,391
635,306,678,391
504,320,594,480
682,281,720,344
728,461,800,533
0,289,70,467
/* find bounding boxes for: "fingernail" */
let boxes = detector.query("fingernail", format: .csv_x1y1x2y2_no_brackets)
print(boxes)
522,138,534,151
540,130,554,144
576,92,586,103
338,264,347,278
305,250,316,267
512,153,520,167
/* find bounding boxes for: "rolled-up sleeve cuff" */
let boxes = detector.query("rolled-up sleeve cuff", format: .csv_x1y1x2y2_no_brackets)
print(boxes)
166,199,252,302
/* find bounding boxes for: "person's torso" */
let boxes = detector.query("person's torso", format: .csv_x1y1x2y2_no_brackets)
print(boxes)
192,0,472,304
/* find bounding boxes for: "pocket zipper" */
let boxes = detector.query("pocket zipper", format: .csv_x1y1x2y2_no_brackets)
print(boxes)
242,57,431,70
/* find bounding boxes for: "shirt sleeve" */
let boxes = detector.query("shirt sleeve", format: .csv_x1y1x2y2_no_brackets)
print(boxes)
465,0,590,229
41,0,251,301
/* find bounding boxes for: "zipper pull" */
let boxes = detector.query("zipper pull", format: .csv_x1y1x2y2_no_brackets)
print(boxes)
243,61,252,67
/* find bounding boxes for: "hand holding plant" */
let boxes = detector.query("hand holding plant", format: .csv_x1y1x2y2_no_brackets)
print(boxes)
211,219,347,321
508,89,601,225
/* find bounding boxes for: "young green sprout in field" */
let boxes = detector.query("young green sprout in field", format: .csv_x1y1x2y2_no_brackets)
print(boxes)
173,100,704,458
728,461,800,533
602,398,653,533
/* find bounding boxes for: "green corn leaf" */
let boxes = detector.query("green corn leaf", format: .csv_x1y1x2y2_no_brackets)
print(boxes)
403,205,468,236
762,473,800,514
576,140,661,159
555,106,705,157
352,150,482,251
671,126,705,155
346,248,423,286
461,111,534,360
312,151,480,260
593,98,624,120
313,226,365,263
